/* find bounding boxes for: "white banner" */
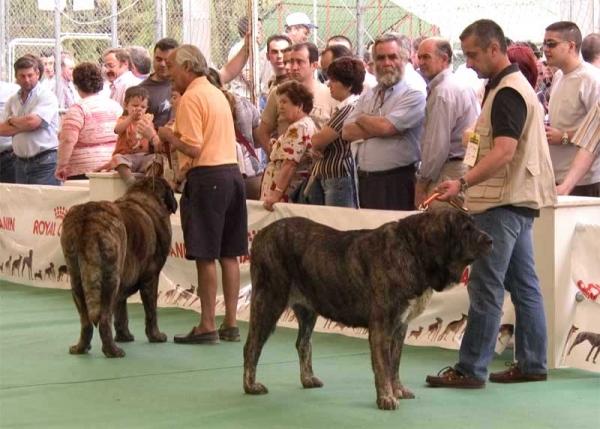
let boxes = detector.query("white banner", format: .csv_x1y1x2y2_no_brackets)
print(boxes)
1,185,514,354
0,184,89,287
561,223,600,372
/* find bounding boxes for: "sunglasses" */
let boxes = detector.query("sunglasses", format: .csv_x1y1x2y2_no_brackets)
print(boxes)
542,40,568,49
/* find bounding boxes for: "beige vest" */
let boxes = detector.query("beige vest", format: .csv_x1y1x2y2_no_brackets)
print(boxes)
467,71,557,214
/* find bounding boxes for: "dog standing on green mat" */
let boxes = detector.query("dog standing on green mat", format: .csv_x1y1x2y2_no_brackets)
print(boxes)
243,209,493,410
61,177,177,358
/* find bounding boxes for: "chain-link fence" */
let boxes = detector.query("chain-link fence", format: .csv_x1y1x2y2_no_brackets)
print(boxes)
1,1,599,91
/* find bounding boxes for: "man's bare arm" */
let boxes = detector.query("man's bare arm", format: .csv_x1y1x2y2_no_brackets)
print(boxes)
355,114,398,137
342,122,373,142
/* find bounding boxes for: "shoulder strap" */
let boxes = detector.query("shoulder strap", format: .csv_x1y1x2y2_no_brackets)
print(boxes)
235,129,258,160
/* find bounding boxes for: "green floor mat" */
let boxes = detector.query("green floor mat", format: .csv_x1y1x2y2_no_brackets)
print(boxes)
0,281,598,429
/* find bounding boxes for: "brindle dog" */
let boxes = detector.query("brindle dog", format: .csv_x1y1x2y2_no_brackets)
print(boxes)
243,209,493,410
61,178,177,358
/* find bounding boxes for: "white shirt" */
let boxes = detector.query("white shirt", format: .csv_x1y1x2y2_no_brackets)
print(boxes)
110,71,142,107
228,40,269,100
419,68,479,181
0,82,20,152
548,61,600,185
404,62,427,96
0,83,59,158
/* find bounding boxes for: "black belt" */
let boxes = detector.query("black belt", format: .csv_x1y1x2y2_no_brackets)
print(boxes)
447,157,464,162
16,149,57,162
0,150,14,158
357,164,415,178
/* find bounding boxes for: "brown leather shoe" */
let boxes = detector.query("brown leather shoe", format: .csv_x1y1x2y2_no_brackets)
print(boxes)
218,325,240,342
489,363,547,383
173,328,220,345
426,366,486,388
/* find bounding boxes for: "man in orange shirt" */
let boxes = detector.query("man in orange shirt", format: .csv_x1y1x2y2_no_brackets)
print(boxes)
154,45,248,344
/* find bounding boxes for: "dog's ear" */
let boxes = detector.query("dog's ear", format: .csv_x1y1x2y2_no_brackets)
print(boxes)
164,186,178,214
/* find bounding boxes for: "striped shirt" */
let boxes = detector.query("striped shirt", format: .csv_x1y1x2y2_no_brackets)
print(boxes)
58,94,122,175
311,95,358,179
572,101,600,157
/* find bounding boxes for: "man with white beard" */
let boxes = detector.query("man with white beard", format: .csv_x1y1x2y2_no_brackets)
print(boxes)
342,33,426,210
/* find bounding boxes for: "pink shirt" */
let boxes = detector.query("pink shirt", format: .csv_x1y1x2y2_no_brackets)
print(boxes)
58,94,122,176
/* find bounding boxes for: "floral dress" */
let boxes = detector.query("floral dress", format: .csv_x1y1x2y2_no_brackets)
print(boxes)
260,116,316,202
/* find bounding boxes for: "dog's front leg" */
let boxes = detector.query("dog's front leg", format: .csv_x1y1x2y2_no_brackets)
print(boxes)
114,297,134,342
293,305,323,389
369,321,397,410
139,276,167,342
390,323,414,400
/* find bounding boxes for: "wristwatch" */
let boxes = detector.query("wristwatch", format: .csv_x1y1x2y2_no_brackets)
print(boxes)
561,131,569,145
459,177,469,193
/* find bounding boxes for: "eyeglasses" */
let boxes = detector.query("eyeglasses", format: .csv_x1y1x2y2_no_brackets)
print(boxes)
103,62,120,70
542,40,568,49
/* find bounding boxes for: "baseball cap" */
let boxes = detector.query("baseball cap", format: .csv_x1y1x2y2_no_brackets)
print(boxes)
286,12,317,29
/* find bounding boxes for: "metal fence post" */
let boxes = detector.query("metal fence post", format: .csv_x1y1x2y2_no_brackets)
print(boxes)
111,0,118,47
54,0,61,102
357,0,364,61
154,0,162,43
0,0,6,81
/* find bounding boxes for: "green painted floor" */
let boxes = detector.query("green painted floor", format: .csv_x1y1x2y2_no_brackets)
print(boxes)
0,281,598,429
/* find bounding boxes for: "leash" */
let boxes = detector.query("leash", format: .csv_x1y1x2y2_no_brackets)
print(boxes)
418,192,469,213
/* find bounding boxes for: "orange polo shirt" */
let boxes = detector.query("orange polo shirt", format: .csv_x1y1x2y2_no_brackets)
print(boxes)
174,76,237,168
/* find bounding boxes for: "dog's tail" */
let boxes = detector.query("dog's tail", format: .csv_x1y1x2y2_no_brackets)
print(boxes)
78,257,103,326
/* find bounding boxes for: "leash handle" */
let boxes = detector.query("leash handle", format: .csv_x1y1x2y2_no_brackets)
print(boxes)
419,192,468,213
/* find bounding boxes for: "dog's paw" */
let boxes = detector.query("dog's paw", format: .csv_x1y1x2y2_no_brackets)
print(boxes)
147,331,168,343
115,332,135,342
69,344,91,355
376,396,398,411
301,376,323,389
244,382,269,395
394,386,415,400
102,346,126,358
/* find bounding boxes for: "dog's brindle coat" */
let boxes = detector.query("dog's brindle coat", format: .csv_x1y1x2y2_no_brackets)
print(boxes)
61,178,177,358
243,209,493,410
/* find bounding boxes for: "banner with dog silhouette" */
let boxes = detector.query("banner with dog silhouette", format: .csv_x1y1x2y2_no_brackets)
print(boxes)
0,184,89,287
561,223,600,373
1,184,597,370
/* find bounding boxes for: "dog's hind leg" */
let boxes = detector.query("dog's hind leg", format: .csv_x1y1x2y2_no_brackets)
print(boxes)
567,335,584,355
99,277,125,358
113,296,135,342
390,323,414,400
68,277,93,355
139,275,167,343
292,304,323,389
243,289,288,395
99,312,125,358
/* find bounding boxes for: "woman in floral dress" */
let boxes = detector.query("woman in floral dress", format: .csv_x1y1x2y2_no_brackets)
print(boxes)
261,81,316,211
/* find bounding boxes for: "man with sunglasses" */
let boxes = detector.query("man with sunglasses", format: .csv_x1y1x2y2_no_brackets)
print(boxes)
544,21,600,197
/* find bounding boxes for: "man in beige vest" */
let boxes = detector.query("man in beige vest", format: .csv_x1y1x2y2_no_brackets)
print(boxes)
425,19,557,388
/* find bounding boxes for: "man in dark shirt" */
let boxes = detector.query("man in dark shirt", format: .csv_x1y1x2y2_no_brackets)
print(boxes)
140,36,254,131
140,38,179,130
425,19,556,389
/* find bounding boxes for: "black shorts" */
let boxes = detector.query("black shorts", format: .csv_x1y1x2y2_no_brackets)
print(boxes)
180,165,248,260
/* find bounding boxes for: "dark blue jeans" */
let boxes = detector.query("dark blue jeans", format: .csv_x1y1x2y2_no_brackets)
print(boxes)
306,176,357,208
0,150,16,183
14,150,60,186
456,207,548,380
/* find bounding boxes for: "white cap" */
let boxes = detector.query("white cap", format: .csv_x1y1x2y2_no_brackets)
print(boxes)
286,12,317,29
